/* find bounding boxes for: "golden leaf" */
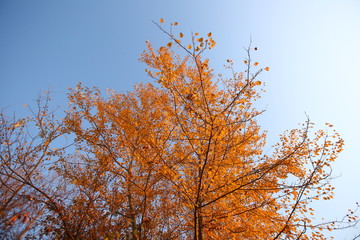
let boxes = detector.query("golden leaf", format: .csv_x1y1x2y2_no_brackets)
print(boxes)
264,67,270,71
187,44,192,50
254,62,259,66
179,32,183,38
160,18,164,23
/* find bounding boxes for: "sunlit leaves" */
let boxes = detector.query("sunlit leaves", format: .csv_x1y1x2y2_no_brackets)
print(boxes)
254,80,262,86
1,19,355,240
138,22,352,240
137,20,352,240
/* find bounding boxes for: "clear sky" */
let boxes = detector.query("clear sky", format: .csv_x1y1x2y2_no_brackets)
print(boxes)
1,0,359,238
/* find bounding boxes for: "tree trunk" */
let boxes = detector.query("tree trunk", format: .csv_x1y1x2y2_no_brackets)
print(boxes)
194,208,203,240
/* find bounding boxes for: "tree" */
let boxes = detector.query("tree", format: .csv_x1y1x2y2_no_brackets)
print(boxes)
137,21,357,239
1,20,358,239
61,20,358,239
0,94,66,239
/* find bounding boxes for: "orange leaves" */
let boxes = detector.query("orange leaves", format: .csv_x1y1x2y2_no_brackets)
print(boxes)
163,22,216,53
159,18,164,23
2,23,347,240
254,80,262,86
139,26,303,238
154,21,217,54
208,37,216,49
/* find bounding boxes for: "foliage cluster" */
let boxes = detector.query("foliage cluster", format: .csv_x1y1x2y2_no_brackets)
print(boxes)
1,20,358,239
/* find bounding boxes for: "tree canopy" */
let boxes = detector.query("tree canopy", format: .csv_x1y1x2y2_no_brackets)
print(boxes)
1,20,358,240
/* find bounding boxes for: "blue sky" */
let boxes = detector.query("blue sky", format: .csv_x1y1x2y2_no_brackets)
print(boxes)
1,0,360,238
